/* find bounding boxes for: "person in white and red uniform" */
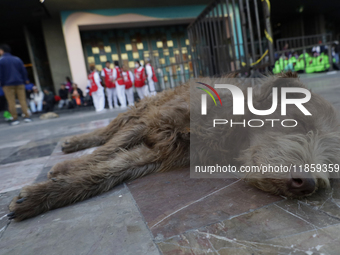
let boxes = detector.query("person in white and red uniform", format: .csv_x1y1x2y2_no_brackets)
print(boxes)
101,61,117,109
122,65,134,106
145,58,158,96
134,60,150,100
112,61,127,108
88,65,105,112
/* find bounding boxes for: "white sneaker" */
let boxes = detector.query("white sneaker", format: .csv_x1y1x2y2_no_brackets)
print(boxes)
10,120,20,126
24,118,32,123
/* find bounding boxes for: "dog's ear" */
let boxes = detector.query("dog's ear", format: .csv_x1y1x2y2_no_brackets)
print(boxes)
257,75,309,102
275,71,298,78
222,72,239,79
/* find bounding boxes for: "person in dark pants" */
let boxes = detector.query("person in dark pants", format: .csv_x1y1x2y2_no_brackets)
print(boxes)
43,88,55,112
58,84,69,108
0,44,32,125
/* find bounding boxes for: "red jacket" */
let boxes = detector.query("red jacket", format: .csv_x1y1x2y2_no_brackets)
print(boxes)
134,67,146,87
88,71,98,95
103,68,115,88
123,71,133,89
115,67,124,85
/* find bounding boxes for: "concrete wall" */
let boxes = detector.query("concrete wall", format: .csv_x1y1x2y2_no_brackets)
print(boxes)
42,18,72,93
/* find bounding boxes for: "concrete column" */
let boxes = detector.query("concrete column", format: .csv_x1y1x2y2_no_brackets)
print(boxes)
23,26,41,90
42,18,72,93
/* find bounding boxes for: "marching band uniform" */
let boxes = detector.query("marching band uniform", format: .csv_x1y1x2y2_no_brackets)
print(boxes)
88,70,105,112
145,63,158,96
134,65,150,99
113,66,127,108
101,67,118,109
122,70,135,106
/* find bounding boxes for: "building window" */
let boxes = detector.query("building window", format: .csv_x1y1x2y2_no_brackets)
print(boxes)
100,55,107,62
92,47,100,54
125,44,132,51
88,56,95,64
133,52,139,59
112,54,119,61
167,40,174,47
104,46,112,53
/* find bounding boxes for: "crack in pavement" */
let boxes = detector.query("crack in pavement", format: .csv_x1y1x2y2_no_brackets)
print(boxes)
0,221,11,240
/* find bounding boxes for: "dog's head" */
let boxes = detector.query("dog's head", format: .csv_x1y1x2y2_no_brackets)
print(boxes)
240,131,340,197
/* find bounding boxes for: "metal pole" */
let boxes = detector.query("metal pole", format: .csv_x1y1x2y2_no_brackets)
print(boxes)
328,43,334,71
253,0,263,66
218,0,231,72
231,0,242,70
195,24,204,76
225,0,237,71
207,10,217,75
245,0,256,67
210,6,222,75
197,22,207,76
203,17,215,75
188,29,198,78
262,0,274,66
239,0,250,69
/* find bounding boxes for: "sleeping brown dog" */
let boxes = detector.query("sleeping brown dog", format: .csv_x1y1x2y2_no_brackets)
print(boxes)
8,73,340,221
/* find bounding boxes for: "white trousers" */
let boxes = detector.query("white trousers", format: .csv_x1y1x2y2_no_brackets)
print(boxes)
92,89,105,112
115,82,127,107
136,86,150,100
125,88,134,106
147,79,157,96
106,87,118,109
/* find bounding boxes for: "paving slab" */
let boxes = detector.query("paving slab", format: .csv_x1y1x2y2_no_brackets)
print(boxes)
0,156,49,193
0,186,159,255
128,168,282,240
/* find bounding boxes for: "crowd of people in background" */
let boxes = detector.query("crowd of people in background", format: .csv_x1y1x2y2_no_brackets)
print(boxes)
88,59,158,112
57,81,85,109
0,43,91,126
273,41,340,74
0,42,159,125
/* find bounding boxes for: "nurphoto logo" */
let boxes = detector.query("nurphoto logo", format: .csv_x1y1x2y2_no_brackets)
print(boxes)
197,82,312,128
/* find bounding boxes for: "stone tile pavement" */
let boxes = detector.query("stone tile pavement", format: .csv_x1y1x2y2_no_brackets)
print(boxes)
1,72,340,255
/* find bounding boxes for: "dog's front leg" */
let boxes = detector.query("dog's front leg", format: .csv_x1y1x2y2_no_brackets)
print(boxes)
8,145,161,221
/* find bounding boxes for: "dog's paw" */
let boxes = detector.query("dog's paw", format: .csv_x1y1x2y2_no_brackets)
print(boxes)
61,138,79,153
8,187,39,221
48,162,72,179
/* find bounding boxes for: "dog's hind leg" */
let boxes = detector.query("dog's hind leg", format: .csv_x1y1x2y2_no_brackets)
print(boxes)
8,144,171,221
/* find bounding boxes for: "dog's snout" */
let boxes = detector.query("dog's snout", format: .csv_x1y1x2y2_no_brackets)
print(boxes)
288,170,316,196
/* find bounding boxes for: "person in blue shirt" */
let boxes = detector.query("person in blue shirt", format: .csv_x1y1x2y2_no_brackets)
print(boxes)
0,44,32,125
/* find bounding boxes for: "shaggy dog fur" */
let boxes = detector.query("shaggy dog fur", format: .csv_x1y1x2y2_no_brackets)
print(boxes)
8,72,340,221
